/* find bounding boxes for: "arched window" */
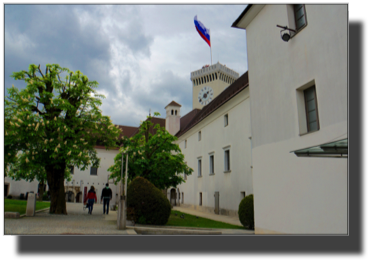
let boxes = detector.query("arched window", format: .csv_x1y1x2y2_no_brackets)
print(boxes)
175,110,177,115
207,75,209,82
171,110,173,115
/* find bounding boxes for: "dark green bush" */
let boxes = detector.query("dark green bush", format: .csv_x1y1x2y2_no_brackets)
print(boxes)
7,195,12,199
42,192,49,201
127,176,171,225
238,194,254,229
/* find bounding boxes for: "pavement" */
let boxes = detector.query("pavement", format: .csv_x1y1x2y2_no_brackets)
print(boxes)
4,202,254,235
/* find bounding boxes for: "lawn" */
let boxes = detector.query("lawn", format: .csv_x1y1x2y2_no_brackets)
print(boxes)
166,210,245,229
4,199,50,215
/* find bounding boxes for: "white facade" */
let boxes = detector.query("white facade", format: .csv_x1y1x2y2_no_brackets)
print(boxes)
235,4,348,234
175,86,253,217
5,147,121,207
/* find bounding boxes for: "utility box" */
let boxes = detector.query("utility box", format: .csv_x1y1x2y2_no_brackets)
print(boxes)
26,191,36,216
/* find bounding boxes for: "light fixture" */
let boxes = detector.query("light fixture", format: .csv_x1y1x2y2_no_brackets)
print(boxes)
276,25,297,42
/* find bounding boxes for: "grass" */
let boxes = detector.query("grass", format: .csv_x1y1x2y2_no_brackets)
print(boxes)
4,199,50,215
166,210,245,229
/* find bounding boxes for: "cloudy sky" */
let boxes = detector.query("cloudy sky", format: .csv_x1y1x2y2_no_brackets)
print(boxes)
4,4,248,127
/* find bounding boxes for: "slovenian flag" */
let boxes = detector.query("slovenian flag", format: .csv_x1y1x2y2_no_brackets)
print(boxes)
194,15,211,47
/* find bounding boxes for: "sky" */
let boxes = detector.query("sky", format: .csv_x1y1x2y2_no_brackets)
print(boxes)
4,4,248,127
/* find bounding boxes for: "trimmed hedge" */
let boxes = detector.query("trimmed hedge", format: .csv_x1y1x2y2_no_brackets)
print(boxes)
127,176,171,225
238,194,254,229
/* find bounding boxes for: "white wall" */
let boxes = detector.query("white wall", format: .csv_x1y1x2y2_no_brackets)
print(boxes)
5,147,120,207
244,4,348,234
177,87,253,216
68,147,120,206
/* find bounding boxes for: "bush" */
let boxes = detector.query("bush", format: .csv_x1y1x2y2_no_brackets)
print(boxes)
127,176,171,225
42,192,49,201
7,195,13,199
238,194,254,229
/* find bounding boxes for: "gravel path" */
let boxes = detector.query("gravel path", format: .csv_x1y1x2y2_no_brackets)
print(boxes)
4,202,130,235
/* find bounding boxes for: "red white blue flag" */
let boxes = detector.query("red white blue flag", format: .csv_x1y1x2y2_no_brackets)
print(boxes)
194,15,211,47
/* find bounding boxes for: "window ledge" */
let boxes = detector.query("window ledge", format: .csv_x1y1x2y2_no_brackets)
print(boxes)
224,170,231,173
299,129,320,136
209,173,215,176
198,176,202,178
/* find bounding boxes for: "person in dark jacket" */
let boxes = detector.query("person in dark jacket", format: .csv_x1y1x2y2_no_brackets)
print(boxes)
101,183,112,214
84,186,97,215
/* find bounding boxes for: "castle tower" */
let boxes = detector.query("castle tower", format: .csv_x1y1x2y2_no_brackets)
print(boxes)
190,62,240,110
165,101,181,135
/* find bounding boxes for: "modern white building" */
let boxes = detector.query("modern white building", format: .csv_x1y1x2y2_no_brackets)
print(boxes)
232,4,348,234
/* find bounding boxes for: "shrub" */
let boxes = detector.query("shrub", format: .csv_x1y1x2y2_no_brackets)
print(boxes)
238,194,254,229
7,195,13,199
127,176,171,225
42,192,49,201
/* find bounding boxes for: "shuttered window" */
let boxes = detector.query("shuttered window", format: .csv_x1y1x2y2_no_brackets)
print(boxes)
304,85,319,132
294,4,307,30
90,167,98,176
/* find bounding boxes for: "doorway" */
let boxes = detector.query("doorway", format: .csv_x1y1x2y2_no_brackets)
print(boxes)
170,188,176,206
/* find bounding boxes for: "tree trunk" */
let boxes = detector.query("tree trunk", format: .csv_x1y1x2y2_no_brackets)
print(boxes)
38,182,44,201
46,163,67,214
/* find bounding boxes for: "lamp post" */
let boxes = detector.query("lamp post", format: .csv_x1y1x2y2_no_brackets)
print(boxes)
117,147,128,230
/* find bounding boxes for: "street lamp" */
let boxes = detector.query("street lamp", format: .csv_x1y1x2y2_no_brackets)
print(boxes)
276,24,297,42
117,147,128,230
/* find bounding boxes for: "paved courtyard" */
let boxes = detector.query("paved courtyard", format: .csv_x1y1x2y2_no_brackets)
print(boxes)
5,202,254,235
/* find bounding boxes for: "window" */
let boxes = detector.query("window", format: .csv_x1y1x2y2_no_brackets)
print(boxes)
182,192,184,204
90,167,98,176
69,166,74,174
198,158,202,177
199,192,202,206
209,154,214,174
304,85,319,132
224,114,229,127
198,131,201,141
184,162,187,180
224,147,231,172
241,191,246,201
184,140,187,149
294,4,307,30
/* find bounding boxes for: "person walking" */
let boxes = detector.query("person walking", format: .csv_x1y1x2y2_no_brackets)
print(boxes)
84,186,97,215
101,183,112,215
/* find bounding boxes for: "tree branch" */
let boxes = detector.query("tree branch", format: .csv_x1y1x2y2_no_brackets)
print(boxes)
38,64,45,78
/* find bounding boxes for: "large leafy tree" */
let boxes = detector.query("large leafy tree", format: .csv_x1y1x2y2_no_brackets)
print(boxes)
5,64,121,214
108,113,193,190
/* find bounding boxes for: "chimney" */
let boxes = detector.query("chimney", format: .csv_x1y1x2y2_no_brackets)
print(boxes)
165,101,181,135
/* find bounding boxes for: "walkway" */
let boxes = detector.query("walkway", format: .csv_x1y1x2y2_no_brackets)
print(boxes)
5,202,254,235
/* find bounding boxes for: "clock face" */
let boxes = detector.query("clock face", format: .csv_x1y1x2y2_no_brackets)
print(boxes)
198,86,214,106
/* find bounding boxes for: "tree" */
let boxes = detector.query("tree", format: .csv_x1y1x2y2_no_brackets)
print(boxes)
5,64,121,214
108,113,193,190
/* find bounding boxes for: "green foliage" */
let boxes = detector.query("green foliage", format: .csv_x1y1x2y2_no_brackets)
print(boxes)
108,113,193,190
4,64,121,213
5,64,121,176
127,176,171,225
238,194,254,229
7,195,13,199
42,192,50,201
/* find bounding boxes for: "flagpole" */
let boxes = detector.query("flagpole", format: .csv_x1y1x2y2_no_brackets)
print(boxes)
210,29,212,65
210,45,212,65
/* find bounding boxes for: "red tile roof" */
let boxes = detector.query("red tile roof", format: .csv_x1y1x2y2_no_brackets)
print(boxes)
130,117,166,137
119,125,139,139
